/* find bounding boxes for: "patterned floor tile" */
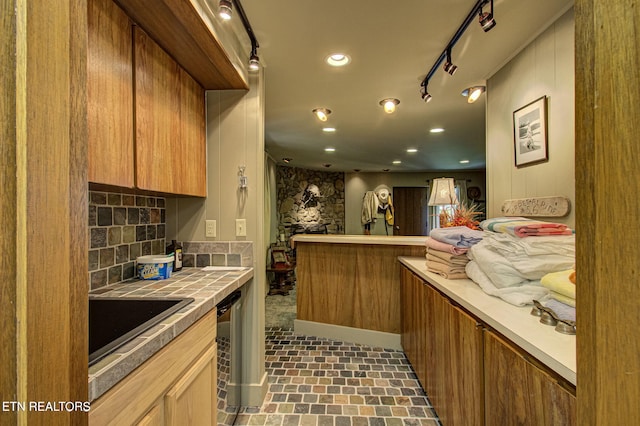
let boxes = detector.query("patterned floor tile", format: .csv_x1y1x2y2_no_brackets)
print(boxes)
227,328,441,426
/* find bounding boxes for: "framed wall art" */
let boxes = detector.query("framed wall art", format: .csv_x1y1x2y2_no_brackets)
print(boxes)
513,96,548,167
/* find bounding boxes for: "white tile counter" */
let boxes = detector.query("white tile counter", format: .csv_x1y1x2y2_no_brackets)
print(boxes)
399,256,576,385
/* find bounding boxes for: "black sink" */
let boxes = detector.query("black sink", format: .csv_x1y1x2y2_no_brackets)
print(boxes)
89,297,194,366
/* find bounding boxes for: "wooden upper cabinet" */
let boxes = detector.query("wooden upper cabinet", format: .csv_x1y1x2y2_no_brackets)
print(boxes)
177,67,207,197
87,0,134,187
134,27,206,196
88,0,206,196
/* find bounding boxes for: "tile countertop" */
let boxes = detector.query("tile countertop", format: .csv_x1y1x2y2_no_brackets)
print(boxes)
291,234,427,246
399,256,576,386
88,267,253,402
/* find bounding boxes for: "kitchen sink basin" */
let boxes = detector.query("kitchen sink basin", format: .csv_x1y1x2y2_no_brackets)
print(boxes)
89,297,194,366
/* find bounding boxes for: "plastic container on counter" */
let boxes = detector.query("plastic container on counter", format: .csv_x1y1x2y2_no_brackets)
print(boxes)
136,255,174,280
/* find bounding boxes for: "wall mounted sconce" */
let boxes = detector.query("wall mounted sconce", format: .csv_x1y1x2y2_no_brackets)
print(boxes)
443,47,458,75
312,108,332,122
379,98,400,114
479,0,496,32
238,165,247,189
282,157,292,163
219,0,232,20
462,86,486,103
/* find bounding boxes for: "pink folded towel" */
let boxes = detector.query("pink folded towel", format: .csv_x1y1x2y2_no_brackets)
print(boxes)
425,237,469,255
480,217,573,238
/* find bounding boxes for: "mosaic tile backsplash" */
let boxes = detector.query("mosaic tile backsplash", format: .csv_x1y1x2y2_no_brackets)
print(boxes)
89,191,167,290
88,190,254,290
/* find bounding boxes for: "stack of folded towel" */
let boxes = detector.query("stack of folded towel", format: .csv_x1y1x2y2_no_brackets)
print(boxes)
425,246,469,279
424,226,483,279
541,269,576,321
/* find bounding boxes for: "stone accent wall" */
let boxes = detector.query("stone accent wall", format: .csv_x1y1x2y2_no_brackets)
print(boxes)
276,166,345,240
89,191,166,290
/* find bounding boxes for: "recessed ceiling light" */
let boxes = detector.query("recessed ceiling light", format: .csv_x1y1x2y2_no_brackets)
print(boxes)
392,160,402,165
322,127,336,133
459,160,470,164
430,128,445,133
326,53,351,67
312,108,331,122
324,147,336,152
379,98,400,114
406,148,418,153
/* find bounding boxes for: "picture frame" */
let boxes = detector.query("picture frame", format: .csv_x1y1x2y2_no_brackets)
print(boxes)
513,96,548,167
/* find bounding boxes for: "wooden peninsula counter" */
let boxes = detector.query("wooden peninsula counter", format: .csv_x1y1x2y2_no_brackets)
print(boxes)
292,234,426,348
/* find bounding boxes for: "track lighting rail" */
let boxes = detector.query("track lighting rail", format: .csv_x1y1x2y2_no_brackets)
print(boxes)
234,0,260,56
420,0,492,92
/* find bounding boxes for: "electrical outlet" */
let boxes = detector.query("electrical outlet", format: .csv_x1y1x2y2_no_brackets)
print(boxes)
235,219,247,237
205,220,216,237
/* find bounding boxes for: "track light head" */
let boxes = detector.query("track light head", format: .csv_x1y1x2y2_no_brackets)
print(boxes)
443,61,457,75
443,47,457,75
420,84,432,103
219,0,232,21
249,52,260,71
479,0,496,32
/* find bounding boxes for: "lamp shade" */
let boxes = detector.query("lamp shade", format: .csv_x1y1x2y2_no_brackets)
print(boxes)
428,178,459,206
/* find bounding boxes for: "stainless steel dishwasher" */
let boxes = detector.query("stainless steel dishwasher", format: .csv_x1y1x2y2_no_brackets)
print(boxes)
216,290,242,425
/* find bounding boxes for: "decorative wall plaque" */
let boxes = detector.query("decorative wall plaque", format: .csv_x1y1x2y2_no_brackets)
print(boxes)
500,196,571,217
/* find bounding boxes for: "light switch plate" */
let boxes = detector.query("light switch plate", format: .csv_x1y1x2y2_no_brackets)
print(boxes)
235,219,247,237
205,220,216,237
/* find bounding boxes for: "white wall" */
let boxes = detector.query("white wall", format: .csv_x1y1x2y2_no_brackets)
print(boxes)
345,171,486,235
166,69,268,405
486,9,575,227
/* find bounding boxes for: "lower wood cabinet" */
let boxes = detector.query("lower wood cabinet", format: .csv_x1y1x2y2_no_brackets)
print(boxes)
90,310,217,425
136,401,164,425
484,331,576,426
400,266,575,426
401,267,483,426
165,344,217,425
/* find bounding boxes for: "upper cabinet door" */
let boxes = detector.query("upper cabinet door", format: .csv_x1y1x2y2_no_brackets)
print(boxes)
87,0,135,187
134,27,206,197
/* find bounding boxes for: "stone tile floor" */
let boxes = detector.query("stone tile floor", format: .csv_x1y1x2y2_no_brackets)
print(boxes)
220,328,441,426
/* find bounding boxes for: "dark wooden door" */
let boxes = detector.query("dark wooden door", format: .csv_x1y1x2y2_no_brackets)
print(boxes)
392,187,428,236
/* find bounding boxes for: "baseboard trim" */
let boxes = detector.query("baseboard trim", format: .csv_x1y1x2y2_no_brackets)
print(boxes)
241,371,268,407
294,319,402,350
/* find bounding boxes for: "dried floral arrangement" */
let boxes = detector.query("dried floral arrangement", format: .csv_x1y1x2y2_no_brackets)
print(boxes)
440,202,483,230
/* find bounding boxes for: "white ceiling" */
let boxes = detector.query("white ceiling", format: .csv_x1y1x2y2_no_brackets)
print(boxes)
242,0,573,172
